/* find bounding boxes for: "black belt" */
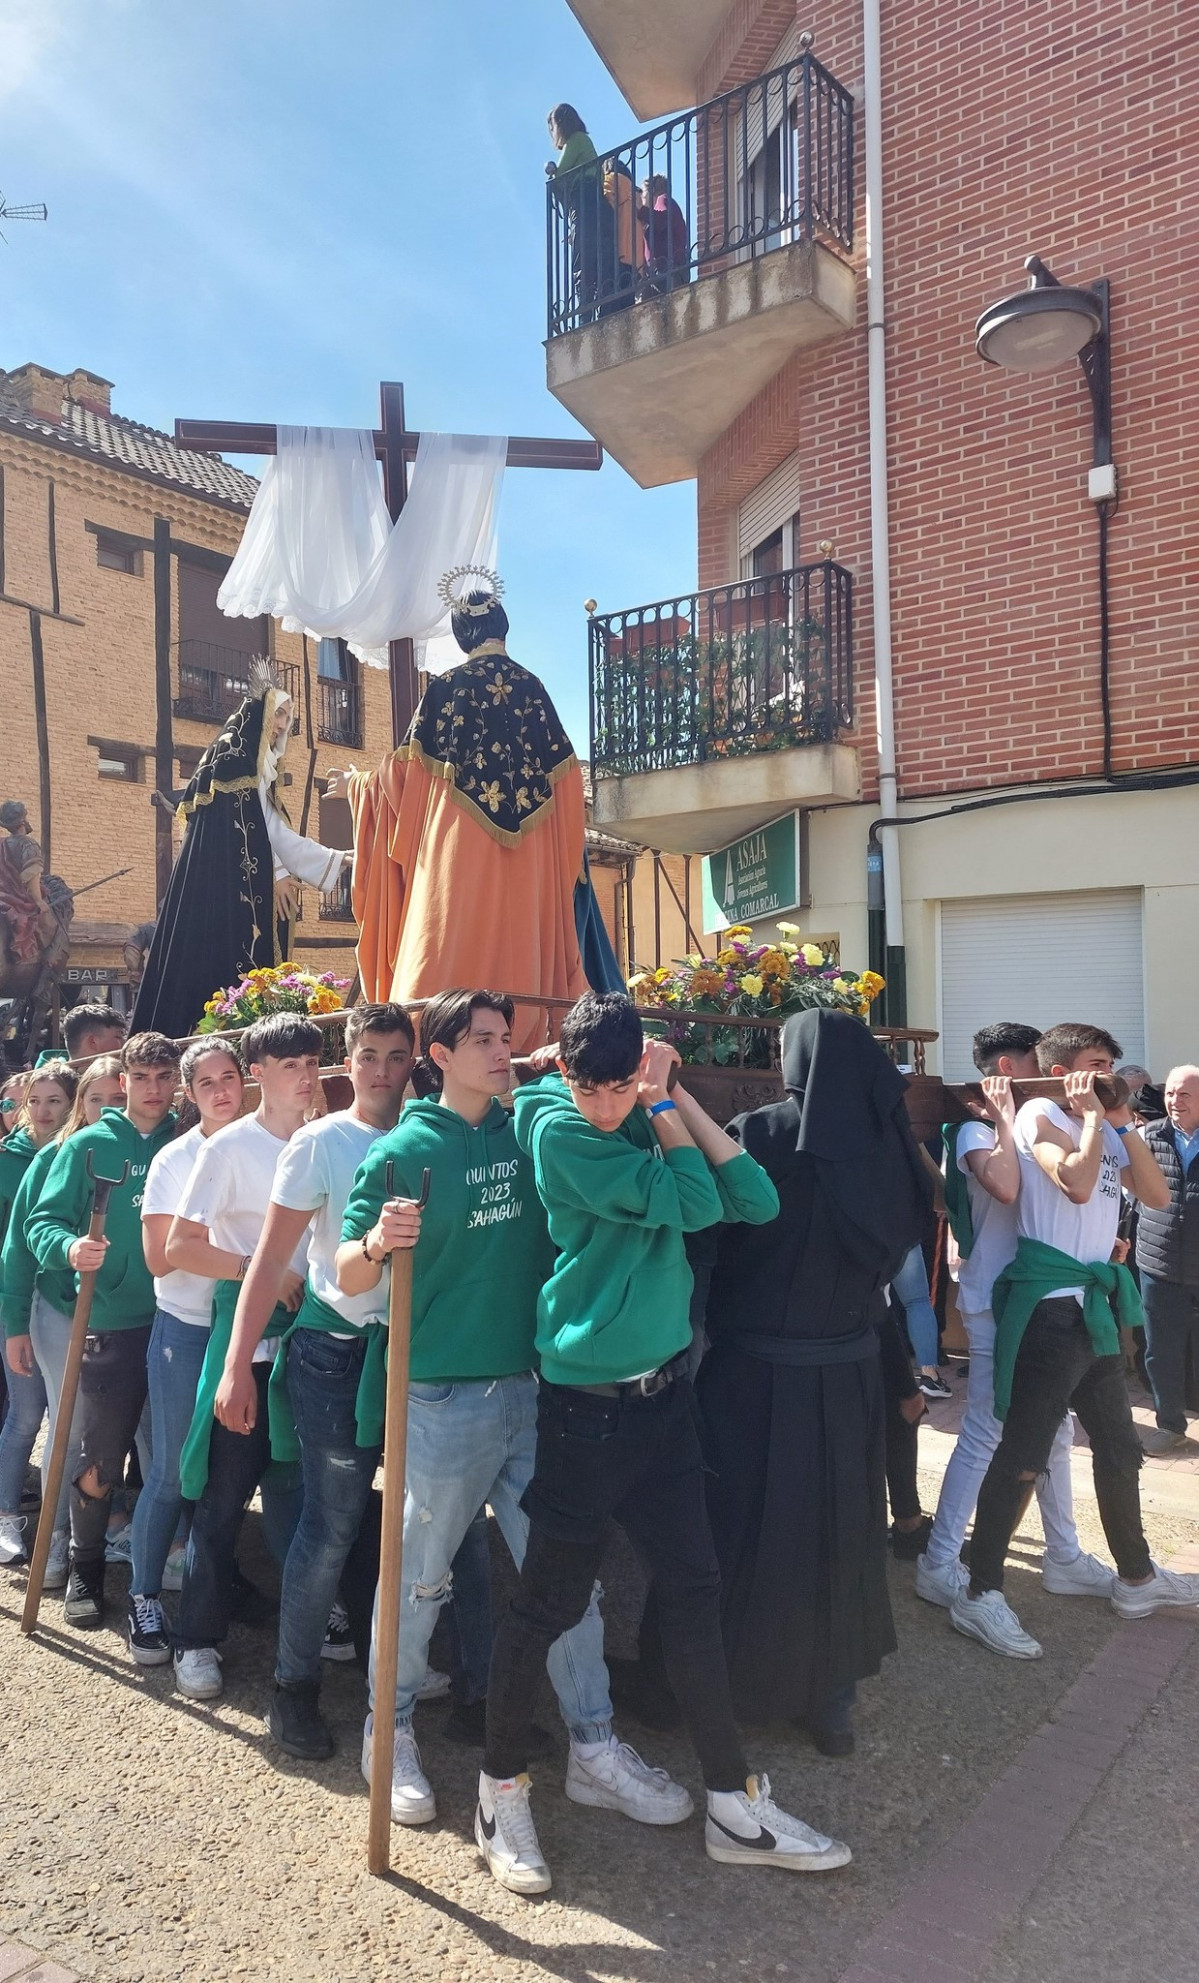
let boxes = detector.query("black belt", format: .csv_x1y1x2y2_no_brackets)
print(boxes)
574,1351,690,1399
722,1324,878,1367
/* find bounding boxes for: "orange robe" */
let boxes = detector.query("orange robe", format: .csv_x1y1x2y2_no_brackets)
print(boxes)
347,650,588,1053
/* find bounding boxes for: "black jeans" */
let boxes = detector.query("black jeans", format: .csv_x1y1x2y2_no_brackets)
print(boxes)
1141,1274,1199,1433
484,1376,748,1791
71,1325,152,1567
971,1297,1151,1592
176,1365,299,1650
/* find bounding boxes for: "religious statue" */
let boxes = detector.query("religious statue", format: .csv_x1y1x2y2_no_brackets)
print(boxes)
331,567,622,1053
132,665,350,1040
0,801,74,1060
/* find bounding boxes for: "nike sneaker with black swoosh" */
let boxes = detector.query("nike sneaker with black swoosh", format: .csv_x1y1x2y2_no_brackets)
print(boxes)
705,1775,852,1871
476,1771,552,1894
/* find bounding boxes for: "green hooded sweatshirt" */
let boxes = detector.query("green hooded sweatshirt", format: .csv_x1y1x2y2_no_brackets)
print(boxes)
340,1095,555,1385
512,1074,779,1387
2,1140,76,1335
26,1108,176,1331
0,1126,39,1261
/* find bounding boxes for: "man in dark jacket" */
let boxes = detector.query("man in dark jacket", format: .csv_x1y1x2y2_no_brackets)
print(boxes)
1134,1065,1199,1454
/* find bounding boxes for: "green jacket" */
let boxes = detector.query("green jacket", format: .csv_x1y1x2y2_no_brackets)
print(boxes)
941,1123,976,1258
991,1235,1143,1420
179,1280,294,1499
0,1127,38,1263
26,1108,176,1331
341,1095,555,1385
2,1141,76,1335
512,1074,780,1387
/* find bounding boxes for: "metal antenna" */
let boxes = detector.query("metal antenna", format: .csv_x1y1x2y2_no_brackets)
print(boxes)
0,193,49,245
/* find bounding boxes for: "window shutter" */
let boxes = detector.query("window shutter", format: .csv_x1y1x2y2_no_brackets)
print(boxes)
738,451,803,562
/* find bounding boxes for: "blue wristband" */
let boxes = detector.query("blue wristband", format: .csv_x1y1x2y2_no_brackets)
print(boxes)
1113,1123,1131,1137
648,1098,677,1118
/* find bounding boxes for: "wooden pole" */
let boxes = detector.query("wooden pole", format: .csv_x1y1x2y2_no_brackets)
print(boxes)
367,1162,431,1877
21,1155,128,1634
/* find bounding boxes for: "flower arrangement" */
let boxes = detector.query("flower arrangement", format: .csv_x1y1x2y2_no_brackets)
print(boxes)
197,964,350,1036
628,924,885,1066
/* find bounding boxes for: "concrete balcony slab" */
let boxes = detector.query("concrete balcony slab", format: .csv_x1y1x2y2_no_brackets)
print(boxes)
546,241,857,489
565,0,734,119
588,742,860,853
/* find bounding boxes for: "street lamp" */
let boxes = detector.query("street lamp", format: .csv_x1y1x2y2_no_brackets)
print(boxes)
976,255,1112,478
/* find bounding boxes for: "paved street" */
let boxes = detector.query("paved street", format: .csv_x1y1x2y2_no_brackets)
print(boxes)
1,1366,1196,1983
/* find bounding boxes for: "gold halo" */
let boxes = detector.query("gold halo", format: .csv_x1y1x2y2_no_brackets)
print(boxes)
437,564,505,617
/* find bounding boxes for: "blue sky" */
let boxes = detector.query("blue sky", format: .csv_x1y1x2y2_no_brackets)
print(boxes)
1,0,696,745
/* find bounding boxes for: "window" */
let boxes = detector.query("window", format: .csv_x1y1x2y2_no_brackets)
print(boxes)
90,739,143,782
317,637,350,681
95,532,142,575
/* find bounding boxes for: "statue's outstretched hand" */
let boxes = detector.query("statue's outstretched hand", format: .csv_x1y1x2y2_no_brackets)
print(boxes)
323,768,355,800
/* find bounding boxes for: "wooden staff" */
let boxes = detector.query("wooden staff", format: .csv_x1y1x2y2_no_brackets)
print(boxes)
367,1162,431,1877
22,1152,129,1634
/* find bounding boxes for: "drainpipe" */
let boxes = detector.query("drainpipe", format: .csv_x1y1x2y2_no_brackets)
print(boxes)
862,0,907,1023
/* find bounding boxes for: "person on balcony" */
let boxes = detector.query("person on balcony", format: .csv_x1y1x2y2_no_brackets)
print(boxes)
131,665,349,1042
636,175,690,290
599,156,640,315
545,103,613,325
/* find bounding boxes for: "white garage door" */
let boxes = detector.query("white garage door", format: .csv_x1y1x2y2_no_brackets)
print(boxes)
939,890,1145,1080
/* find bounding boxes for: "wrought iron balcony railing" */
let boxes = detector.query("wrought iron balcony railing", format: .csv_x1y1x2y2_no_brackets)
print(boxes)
317,676,363,748
547,51,854,338
589,561,853,779
174,642,299,728
318,867,356,922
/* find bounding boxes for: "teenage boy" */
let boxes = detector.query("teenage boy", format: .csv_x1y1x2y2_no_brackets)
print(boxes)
63,1003,127,1066
479,992,851,1897
167,1013,321,1700
27,1032,180,1626
336,989,689,1837
212,1002,416,1758
950,1022,1199,1659
918,1022,1111,1608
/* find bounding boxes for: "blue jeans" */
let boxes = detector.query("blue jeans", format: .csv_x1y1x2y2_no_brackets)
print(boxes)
891,1244,940,1368
1141,1274,1199,1433
276,1329,381,1688
368,1371,613,1744
130,1308,209,1597
0,1352,46,1513
28,1293,81,1534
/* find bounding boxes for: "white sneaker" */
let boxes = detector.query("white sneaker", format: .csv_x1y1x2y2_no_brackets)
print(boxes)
161,1542,187,1592
705,1775,852,1872
44,1528,70,1591
415,1665,452,1702
1111,1562,1199,1620
566,1737,693,1825
950,1586,1043,1659
1043,1551,1114,1598
914,1552,969,1609
0,1514,29,1567
360,1713,436,1825
174,1647,223,1699
475,1771,552,1894
105,1522,133,1565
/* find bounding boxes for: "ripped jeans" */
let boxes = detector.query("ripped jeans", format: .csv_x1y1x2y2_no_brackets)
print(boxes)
368,1371,613,1745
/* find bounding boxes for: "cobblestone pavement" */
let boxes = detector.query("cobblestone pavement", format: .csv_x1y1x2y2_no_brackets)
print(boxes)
1,1363,1196,1983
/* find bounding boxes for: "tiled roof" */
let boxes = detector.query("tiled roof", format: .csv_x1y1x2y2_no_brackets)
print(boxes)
0,383,257,511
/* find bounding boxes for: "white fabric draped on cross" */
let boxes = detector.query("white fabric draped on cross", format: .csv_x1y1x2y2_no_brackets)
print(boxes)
217,426,506,670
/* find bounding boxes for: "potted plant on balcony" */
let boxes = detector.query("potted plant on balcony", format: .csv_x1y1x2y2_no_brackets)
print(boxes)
629,925,884,1121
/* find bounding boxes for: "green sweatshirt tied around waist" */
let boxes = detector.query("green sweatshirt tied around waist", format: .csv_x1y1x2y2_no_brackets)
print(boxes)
990,1236,1143,1421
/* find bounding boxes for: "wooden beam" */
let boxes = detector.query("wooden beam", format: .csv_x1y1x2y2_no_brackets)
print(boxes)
47,480,60,615
174,418,603,473
28,610,51,866
152,519,175,902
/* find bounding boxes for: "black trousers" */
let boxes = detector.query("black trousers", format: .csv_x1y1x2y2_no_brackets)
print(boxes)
971,1297,1151,1591
71,1325,151,1566
484,1376,748,1790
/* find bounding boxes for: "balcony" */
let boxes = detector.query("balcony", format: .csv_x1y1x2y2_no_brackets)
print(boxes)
317,676,363,748
545,54,856,488
565,0,737,120
318,868,356,923
588,562,859,853
174,642,299,728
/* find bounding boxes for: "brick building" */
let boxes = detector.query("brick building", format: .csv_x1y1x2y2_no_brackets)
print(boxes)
0,361,393,1027
554,0,1199,1075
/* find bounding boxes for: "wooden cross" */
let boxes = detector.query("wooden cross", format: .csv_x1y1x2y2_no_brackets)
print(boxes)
177,381,603,743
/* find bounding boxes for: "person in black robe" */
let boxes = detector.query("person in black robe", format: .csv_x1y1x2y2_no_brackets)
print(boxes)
698,1008,931,1752
132,674,346,1041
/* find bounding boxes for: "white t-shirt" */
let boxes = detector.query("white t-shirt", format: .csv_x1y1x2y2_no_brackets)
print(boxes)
142,1124,216,1329
954,1121,1018,1316
176,1114,309,1362
1014,1098,1130,1300
270,1111,383,1336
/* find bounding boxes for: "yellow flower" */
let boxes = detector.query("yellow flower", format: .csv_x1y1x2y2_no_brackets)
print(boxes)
857,970,886,999
777,921,800,938
801,944,826,968
727,924,752,939
627,972,650,992
832,977,849,992
740,973,764,996
716,948,738,968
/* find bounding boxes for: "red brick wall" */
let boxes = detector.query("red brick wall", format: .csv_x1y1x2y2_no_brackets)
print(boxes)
696,0,1199,800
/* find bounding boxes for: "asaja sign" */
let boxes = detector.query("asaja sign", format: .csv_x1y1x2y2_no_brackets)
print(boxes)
702,812,804,930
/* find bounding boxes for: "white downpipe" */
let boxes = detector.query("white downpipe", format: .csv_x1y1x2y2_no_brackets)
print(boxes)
863,0,904,949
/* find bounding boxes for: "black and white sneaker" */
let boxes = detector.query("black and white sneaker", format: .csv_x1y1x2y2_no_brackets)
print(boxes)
320,1599,356,1662
127,1592,172,1667
705,1774,852,1872
475,1771,552,1894
0,1513,29,1568
63,1558,105,1628
917,1369,953,1400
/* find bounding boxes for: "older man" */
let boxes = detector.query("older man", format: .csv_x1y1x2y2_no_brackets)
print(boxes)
1135,1065,1199,1454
